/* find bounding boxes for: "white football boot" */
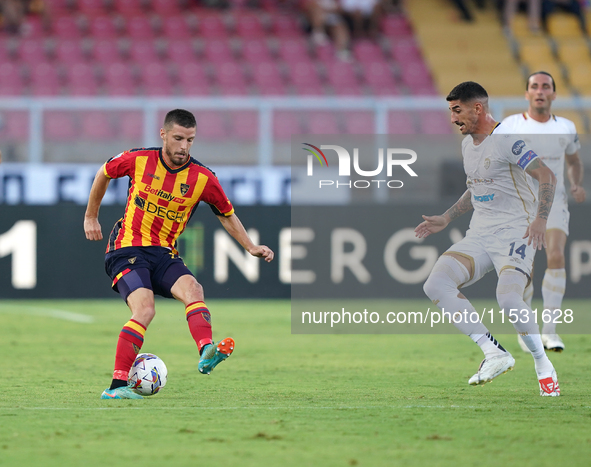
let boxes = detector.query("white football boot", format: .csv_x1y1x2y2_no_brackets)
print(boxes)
469,353,515,386
541,334,565,352
539,370,560,396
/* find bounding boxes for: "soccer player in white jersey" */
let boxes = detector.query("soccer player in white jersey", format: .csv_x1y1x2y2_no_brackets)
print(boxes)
415,81,560,396
502,71,585,352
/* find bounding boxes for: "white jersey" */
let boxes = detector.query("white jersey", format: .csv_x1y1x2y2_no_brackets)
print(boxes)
501,112,580,193
462,124,540,233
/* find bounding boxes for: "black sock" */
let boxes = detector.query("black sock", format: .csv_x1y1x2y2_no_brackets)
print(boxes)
109,379,128,390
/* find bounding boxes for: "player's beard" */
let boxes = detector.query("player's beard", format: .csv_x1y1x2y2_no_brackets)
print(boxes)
165,147,189,167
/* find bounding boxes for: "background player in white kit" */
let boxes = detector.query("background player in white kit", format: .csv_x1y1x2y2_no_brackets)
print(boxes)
415,81,560,396
502,71,585,352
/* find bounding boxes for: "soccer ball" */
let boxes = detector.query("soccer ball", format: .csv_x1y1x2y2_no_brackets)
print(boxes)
128,353,168,396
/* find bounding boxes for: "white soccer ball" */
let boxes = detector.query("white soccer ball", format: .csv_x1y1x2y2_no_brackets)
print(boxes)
128,353,168,396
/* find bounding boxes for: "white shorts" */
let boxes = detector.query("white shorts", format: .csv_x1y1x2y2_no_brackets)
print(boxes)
546,187,569,235
445,226,536,288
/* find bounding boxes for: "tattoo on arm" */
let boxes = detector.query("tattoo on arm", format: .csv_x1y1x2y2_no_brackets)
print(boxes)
444,190,473,221
537,182,555,220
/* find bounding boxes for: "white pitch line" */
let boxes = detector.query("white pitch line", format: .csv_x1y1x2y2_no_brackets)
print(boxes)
0,405,480,411
0,306,95,323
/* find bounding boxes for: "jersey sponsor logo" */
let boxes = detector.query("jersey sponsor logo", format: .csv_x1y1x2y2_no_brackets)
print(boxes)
473,194,495,202
512,140,526,155
467,178,494,187
147,172,161,180
145,185,186,204
128,257,137,264
517,150,538,169
180,183,190,196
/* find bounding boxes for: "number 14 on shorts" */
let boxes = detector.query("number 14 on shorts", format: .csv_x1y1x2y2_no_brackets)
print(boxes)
508,241,527,259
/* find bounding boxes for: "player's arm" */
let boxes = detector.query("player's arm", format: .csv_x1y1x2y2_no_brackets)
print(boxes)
414,189,472,238
566,151,586,203
217,213,274,262
524,158,556,250
84,166,111,241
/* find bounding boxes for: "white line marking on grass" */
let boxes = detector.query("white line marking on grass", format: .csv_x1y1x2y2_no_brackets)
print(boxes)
0,307,95,323
1,405,480,411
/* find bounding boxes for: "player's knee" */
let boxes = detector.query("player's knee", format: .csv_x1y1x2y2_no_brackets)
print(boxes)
496,271,527,310
423,272,455,302
546,249,565,268
132,306,156,327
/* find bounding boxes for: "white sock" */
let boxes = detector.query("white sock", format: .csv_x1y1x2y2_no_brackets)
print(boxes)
497,270,553,378
541,268,566,335
476,332,508,359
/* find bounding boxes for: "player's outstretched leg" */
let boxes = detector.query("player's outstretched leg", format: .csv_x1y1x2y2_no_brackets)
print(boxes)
541,268,566,352
101,387,144,399
198,337,235,375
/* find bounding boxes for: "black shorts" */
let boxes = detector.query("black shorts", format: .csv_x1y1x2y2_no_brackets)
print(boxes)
105,246,194,302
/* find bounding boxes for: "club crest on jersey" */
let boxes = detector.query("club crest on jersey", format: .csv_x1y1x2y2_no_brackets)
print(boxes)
483,158,490,170
180,183,190,196
512,140,526,155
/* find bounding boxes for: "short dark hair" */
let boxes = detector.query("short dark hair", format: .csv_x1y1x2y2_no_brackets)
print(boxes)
526,71,556,91
164,109,196,129
446,81,489,103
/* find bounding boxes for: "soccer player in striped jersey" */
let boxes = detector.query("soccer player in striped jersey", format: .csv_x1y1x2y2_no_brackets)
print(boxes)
415,82,560,396
502,71,585,353
84,109,274,399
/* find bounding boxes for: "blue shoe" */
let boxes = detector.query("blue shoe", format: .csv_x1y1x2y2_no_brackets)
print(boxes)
198,337,235,375
100,386,144,399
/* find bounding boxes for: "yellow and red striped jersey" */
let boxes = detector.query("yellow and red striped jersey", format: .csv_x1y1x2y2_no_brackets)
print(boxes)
104,147,234,254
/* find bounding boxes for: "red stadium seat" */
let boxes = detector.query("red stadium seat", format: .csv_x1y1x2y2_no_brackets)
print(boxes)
138,62,174,95
0,111,29,140
367,83,401,96
388,111,417,134
44,112,78,141
344,111,375,134
278,39,310,62
17,39,49,63
0,63,25,96
54,39,86,64
251,61,283,87
128,40,159,64
64,62,99,95
199,15,229,39
114,0,145,17
234,14,266,39
161,16,193,40
229,111,259,141
176,62,209,87
52,16,83,39
306,112,341,134
88,15,119,39
325,60,358,86
125,16,156,40
81,112,114,140
399,61,433,87
288,62,322,87
272,15,302,38
256,83,288,95
240,39,272,62
152,0,182,16
273,111,302,140
166,40,197,63
332,83,364,96
390,38,423,64
195,111,227,140
212,61,247,86
177,82,212,96
382,14,413,37
78,0,107,17
29,62,61,94
92,39,123,63
20,17,47,39
118,111,143,140
217,82,250,96
104,61,136,88
419,111,453,134
363,62,397,87
203,39,234,63
292,83,326,95
352,40,385,63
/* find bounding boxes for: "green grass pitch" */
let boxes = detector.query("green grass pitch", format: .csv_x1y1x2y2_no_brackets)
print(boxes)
1,298,590,467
